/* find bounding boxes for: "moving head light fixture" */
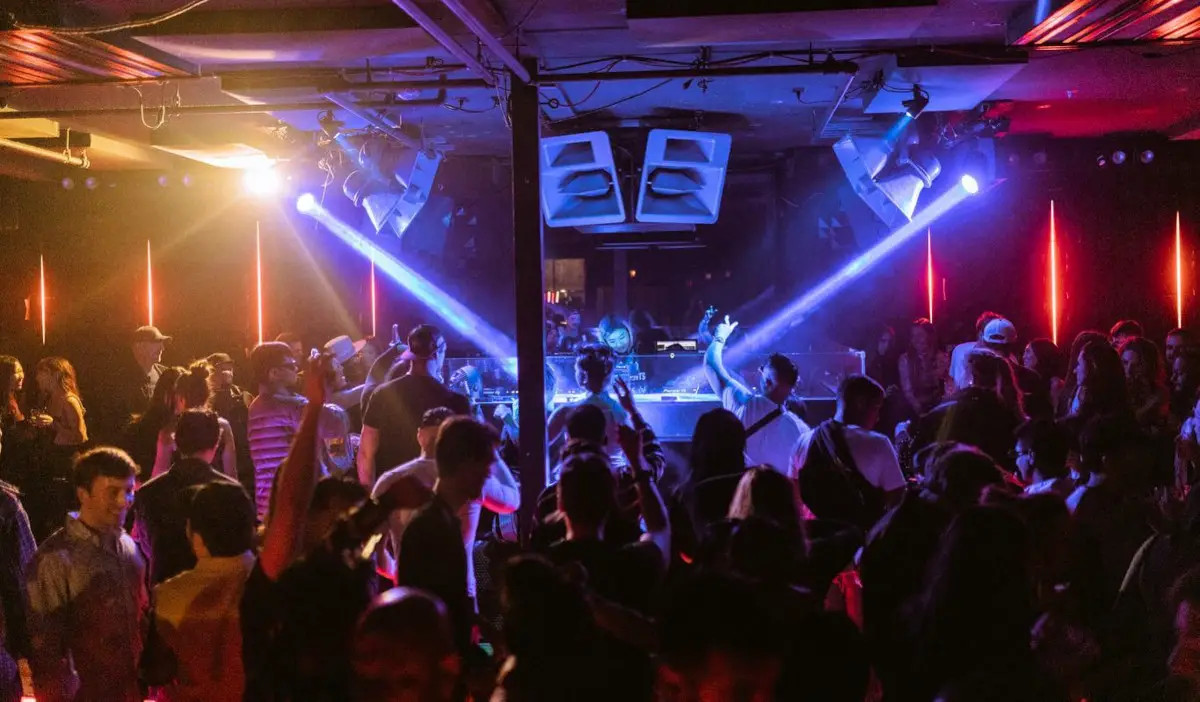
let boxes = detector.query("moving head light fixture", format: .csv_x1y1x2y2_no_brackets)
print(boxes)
335,134,443,238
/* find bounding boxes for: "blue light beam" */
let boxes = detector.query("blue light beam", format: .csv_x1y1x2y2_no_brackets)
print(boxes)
675,181,978,389
299,201,518,368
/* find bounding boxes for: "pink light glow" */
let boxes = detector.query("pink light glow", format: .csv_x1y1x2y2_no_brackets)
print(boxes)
926,229,934,323
256,222,264,346
1049,200,1059,346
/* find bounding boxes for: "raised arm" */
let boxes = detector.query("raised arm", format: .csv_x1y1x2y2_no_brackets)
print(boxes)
614,378,666,481
480,449,520,515
259,355,330,580
619,425,669,562
703,316,752,404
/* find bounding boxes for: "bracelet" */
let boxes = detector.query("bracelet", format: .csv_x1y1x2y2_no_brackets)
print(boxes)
713,336,727,345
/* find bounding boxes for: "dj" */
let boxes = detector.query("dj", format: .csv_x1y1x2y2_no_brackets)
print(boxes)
704,315,809,478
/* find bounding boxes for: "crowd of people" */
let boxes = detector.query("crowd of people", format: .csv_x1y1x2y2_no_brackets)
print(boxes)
2,309,1200,701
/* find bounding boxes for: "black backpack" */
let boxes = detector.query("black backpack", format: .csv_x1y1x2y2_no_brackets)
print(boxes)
798,420,885,531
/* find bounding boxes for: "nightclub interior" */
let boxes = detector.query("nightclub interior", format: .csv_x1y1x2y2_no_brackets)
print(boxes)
3,1,1200,699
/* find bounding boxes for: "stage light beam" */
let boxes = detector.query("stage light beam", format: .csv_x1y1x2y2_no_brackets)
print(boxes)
298,201,517,366
1049,200,1059,346
961,174,979,194
673,178,980,388
1178,211,1184,329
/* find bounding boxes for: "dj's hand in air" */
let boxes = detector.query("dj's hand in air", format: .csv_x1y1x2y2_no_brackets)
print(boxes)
614,377,638,414
713,315,739,343
304,353,333,406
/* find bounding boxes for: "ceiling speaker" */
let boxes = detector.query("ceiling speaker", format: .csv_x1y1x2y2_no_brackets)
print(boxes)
539,131,625,227
635,129,732,224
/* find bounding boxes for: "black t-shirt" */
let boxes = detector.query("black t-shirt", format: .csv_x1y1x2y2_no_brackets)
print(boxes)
362,374,471,473
395,495,473,656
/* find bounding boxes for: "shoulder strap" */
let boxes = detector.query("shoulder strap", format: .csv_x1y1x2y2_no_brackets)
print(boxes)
745,406,784,439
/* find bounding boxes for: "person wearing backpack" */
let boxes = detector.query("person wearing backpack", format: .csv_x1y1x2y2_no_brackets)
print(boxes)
794,375,907,531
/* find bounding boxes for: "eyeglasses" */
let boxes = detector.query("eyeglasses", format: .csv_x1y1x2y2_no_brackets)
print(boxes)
1010,448,1034,459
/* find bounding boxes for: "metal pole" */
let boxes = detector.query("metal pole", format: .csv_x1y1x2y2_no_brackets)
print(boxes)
511,58,546,542
323,93,424,150
436,0,532,84
0,98,446,121
541,61,858,84
389,0,497,86
0,137,88,167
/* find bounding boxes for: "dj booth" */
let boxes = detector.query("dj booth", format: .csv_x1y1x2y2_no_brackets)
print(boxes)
446,350,866,440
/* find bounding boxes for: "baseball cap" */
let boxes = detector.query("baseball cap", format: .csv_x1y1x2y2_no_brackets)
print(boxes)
132,325,171,343
982,318,1017,345
206,352,234,366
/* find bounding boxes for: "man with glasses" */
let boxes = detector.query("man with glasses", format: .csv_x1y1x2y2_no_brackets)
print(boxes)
246,342,343,519
358,325,470,486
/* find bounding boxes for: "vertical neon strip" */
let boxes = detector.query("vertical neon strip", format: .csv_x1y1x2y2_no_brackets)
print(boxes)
146,240,154,326
39,254,46,345
256,222,264,346
370,261,378,338
926,228,934,323
1178,211,1184,329
1050,200,1059,347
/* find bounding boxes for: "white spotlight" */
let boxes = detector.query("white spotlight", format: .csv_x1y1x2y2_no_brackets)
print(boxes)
243,166,281,196
961,174,980,194
296,193,317,214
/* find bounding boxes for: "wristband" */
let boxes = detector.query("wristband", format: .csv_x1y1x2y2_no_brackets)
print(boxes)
713,336,727,345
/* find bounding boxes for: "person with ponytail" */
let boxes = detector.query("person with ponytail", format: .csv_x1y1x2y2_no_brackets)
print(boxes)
547,343,632,471
176,360,239,480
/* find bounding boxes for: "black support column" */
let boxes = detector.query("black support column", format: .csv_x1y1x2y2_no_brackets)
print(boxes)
511,60,547,542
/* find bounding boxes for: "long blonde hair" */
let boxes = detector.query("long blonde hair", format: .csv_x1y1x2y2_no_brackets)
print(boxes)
36,357,80,400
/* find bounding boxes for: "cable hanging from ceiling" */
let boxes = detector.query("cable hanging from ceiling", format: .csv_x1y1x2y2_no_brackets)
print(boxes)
11,0,211,35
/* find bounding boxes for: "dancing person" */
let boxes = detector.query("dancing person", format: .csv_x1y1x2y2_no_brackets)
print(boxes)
547,344,634,469
26,448,146,702
246,342,343,519
1014,419,1073,497
1023,338,1066,419
395,417,500,660
899,318,950,417
27,358,88,540
1166,328,1196,366
795,375,906,529
372,406,519,601
358,324,469,486
559,308,587,353
704,315,809,477
123,366,184,480
131,409,242,585
206,352,255,491
1058,330,1108,419
97,325,169,444
947,311,1003,394
177,361,239,479
153,480,255,702
670,408,747,562
322,335,368,411
1070,339,1134,425
1120,336,1170,429
0,356,38,492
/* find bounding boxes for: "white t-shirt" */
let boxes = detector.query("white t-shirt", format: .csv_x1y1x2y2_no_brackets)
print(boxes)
793,422,907,492
371,457,519,598
948,340,979,393
723,388,809,479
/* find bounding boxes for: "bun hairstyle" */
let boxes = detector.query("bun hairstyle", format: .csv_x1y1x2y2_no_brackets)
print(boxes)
575,343,615,392
177,360,214,409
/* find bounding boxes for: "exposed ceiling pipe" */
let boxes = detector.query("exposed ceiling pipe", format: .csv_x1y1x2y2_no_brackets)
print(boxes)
435,0,532,84
0,137,88,167
323,93,424,150
0,99,433,120
541,62,859,84
389,0,497,86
